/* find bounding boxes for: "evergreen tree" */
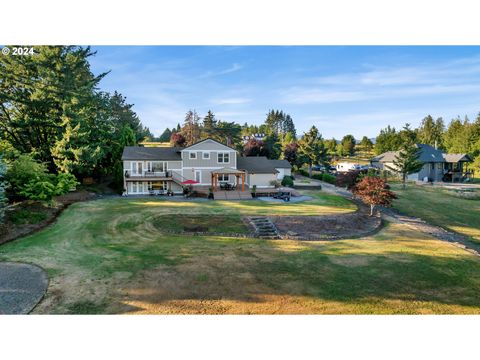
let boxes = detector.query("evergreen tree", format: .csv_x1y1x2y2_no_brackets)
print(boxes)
158,128,172,142
374,126,403,155
443,117,471,154
389,125,423,188
359,136,374,152
340,135,356,156
0,46,108,171
202,110,218,139
298,126,326,177
324,138,338,155
418,115,445,149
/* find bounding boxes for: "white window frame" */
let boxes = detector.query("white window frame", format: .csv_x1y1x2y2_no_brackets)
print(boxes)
190,152,197,159
203,152,210,159
217,152,230,164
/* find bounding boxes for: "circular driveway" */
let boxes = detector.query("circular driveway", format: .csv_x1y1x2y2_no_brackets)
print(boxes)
0,262,48,314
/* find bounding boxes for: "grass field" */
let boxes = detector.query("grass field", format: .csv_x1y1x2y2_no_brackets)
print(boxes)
392,184,480,243
1,192,480,314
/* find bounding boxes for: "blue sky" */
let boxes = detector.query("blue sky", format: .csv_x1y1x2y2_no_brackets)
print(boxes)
89,46,480,139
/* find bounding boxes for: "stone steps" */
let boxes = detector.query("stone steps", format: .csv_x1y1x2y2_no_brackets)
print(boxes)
248,217,280,239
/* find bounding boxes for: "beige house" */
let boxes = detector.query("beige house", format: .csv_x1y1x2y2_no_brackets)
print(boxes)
122,138,292,195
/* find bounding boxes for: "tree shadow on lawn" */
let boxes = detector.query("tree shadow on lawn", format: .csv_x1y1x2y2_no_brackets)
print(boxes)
109,240,480,314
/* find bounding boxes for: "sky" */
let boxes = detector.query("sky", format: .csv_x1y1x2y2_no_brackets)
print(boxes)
89,46,480,139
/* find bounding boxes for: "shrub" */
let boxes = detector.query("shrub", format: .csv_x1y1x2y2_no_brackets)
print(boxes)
55,173,79,195
19,179,57,202
297,169,309,177
311,174,323,181
281,175,294,187
5,155,49,200
335,170,361,189
269,180,281,188
322,173,336,184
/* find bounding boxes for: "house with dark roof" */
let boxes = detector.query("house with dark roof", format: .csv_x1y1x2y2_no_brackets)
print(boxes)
121,138,292,195
371,144,472,182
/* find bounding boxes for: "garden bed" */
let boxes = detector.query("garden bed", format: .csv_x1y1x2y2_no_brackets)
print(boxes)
271,211,382,240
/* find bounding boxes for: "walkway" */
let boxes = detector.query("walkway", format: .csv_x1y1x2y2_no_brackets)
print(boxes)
0,262,48,314
313,178,480,256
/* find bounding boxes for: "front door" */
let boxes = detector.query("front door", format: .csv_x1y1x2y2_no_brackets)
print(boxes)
195,170,201,183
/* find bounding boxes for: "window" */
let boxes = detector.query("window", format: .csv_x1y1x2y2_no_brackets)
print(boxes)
152,161,165,173
189,152,197,159
218,152,229,163
218,174,229,182
203,152,210,159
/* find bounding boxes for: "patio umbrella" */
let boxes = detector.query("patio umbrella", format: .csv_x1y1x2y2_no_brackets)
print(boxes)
181,179,199,185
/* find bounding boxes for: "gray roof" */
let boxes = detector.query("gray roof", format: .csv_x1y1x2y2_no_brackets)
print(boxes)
269,159,292,169
443,153,472,163
121,146,181,161
371,144,447,164
236,156,279,174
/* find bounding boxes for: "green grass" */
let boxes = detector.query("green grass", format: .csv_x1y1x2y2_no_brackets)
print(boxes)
392,184,480,242
1,193,480,314
153,214,249,234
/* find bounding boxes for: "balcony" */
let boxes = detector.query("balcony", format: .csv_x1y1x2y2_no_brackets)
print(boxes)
124,170,173,179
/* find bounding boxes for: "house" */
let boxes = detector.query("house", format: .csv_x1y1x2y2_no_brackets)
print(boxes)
371,144,473,182
121,138,292,195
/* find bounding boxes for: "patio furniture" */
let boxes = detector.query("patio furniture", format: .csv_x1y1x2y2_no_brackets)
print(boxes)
273,191,291,202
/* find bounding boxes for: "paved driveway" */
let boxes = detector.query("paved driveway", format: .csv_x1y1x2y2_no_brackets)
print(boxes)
0,262,48,314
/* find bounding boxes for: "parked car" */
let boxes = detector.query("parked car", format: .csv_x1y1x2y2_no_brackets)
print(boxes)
312,165,326,172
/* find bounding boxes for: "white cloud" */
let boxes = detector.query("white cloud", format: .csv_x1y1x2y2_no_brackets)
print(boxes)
210,97,252,105
198,63,244,78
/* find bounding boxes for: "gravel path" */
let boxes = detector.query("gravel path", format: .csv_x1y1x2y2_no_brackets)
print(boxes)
313,180,480,256
0,262,48,314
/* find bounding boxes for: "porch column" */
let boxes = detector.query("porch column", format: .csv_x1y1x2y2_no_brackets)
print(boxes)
242,173,245,192
211,173,214,190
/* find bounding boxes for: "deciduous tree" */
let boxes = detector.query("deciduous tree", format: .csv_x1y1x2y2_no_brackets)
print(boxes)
351,177,397,216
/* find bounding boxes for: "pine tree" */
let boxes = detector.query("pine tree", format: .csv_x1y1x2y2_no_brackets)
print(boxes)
418,115,445,148
360,136,374,152
202,110,217,138
374,126,403,155
298,126,326,177
389,125,423,188
340,135,356,156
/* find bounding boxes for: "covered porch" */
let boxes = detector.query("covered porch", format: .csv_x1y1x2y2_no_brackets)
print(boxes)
211,167,247,192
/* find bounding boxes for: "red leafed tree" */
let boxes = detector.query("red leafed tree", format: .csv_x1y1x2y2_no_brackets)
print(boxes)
243,139,265,156
283,142,299,166
171,132,186,147
351,176,397,216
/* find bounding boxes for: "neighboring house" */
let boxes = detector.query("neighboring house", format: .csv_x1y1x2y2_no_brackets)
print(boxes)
121,138,292,195
371,143,473,182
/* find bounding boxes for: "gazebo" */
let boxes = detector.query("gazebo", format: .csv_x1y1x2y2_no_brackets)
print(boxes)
211,167,246,191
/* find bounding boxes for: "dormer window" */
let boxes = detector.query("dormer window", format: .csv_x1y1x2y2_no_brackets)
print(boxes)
189,152,197,159
218,152,229,163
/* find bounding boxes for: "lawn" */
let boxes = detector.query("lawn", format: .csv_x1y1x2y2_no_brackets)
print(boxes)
392,184,480,243
1,193,480,314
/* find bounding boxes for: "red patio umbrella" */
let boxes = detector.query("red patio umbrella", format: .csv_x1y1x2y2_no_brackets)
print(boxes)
181,179,199,185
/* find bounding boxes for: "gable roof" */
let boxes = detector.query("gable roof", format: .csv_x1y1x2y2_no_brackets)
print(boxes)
121,146,181,161
269,159,292,169
443,153,473,163
182,138,237,151
236,156,279,174
371,144,446,164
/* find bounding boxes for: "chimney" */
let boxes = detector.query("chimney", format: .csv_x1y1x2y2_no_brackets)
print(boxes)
434,140,438,149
